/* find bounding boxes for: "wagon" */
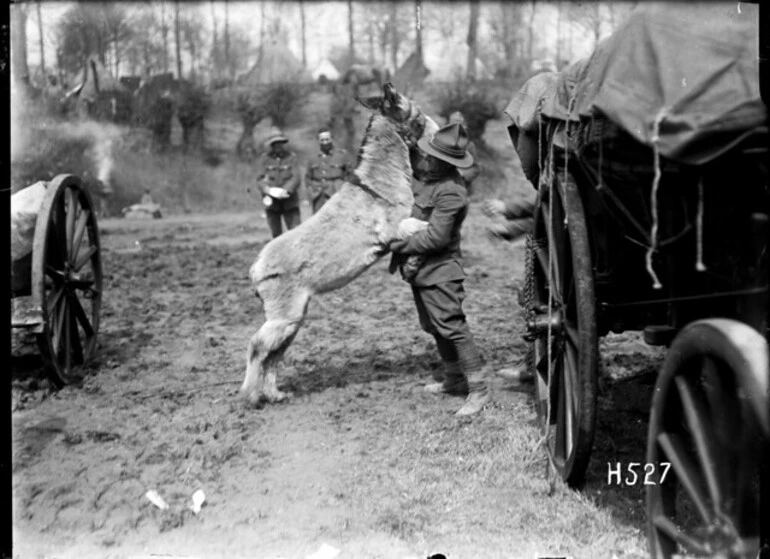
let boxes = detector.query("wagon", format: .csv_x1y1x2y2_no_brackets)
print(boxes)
11,174,103,386
508,4,769,558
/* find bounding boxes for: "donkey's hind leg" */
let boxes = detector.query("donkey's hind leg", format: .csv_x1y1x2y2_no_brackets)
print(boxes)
240,287,311,406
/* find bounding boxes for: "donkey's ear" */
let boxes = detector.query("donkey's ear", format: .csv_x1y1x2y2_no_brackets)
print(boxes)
383,82,398,103
356,95,383,111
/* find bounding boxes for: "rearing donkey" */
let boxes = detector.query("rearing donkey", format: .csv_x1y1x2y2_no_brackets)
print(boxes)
240,83,438,405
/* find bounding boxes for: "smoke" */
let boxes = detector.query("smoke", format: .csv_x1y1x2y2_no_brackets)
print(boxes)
11,83,123,191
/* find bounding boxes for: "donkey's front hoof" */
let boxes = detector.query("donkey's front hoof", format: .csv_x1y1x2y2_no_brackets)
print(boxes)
239,388,265,409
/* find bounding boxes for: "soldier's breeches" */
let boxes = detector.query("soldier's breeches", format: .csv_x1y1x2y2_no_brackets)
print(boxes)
411,281,477,353
312,194,331,214
266,208,301,239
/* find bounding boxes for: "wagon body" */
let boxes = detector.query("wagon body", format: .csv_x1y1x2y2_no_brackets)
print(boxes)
509,3,769,557
11,174,103,386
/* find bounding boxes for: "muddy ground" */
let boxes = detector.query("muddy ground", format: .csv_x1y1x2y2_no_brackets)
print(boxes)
11,194,665,558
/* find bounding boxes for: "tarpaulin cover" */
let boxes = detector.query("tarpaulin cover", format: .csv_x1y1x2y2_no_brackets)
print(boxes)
506,2,765,165
11,181,47,262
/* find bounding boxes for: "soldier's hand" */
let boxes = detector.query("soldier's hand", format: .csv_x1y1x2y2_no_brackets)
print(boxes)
388,239,408,253
486,219,532,242
396,217,429,239
482,199,506,218
268,187,289,199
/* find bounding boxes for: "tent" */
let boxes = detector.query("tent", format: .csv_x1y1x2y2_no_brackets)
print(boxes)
311,59,340,82
424,42,493,82
392,51,430,93
71,55,128,101
67,55,131,121
240,39,312,85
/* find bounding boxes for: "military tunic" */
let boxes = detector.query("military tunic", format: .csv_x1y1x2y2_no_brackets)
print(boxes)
305,148,352,213
256,150,302,237
390,171,476,364
390,173,468,286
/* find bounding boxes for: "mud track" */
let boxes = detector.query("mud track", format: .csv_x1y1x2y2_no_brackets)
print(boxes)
12,208,659,558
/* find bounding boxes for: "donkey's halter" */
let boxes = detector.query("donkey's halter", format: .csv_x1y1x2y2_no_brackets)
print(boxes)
400,102,427,149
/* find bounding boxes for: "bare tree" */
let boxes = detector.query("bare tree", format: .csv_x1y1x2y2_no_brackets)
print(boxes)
487,2,523,79
466,0,480,81
174,0,183,78
571,2,603,51
414,0,423,57
159,1,170,73
210,1,219,79
224,0,231,76
36,1,46,78
556,0,563,65
429,3,457,41
56,4,131,76
182,10,206,81
11,3,29,85
367,21,375,64
526,0,537,61
299,0,307,67
389,2,400,71
348,0,355,61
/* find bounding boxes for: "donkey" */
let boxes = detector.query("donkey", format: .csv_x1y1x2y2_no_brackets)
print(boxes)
240,83,438,405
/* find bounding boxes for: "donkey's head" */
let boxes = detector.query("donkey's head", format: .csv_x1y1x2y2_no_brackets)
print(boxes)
357,82,439,150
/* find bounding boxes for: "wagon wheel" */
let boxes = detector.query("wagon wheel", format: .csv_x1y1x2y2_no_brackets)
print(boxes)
31,174,103,386
646,319,769,559
525,168,598,487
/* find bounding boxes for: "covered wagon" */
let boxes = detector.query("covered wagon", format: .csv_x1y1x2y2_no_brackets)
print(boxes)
505,3,769,557
11,175,103,385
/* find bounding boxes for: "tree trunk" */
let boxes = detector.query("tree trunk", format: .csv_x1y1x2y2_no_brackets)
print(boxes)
593,3,602,48
160,1,169,73
466,0,480,81
36,1,45,78
556,0,562,65
368,22,375,65
11,4,29,86
114,31,120,78
224,0,231,77
175,0,183,79
259,1,265,63
299,0,307,68
527,0,537,61
210,1,218,81
499,2,518,78
389,2,399,71
347,0,355,61
414,0,423,57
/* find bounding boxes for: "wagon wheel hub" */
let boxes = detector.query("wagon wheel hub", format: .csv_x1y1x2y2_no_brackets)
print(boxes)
525,306,564,338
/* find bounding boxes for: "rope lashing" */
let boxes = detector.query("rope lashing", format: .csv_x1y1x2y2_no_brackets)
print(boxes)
537,98,545,188
696,178,707,272
646,109,667,290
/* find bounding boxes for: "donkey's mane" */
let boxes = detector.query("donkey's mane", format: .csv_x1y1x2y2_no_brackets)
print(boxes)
351,114,412,205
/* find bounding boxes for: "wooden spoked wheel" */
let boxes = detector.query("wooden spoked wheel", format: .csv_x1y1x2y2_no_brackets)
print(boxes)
646,319,769,558
525,168,599,487
31,174,103,386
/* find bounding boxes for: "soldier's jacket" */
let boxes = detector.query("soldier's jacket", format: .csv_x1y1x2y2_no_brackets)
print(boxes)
305,148,352,201
389,172,468,287
256,150,302,212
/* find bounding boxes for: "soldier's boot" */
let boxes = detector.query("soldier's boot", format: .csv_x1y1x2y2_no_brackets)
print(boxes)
454,342,490,417
424,361,469,396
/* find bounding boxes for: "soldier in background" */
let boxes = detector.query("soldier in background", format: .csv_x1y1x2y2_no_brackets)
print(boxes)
305,128,353,213
254,130,302,238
